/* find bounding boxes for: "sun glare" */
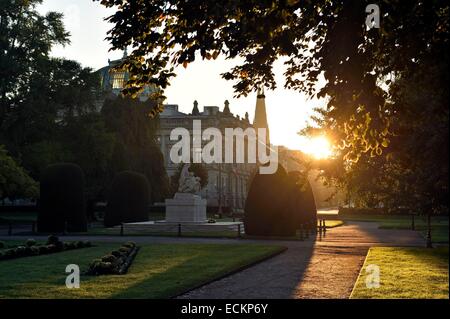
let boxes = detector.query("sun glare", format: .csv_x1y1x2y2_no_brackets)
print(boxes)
302,136,333,159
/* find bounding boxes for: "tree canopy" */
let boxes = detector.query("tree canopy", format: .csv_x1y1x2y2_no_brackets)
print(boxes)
0,0,69,122
0,0,168,204
0,145,38,200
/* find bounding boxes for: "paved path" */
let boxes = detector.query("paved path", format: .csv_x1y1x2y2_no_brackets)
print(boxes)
179,221,425,299
1,221,425,299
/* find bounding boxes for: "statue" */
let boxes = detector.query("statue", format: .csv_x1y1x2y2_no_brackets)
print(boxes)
165,163,207,223
178,164,202,194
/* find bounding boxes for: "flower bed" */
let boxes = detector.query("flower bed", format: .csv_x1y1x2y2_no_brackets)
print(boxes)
85,241,139,276
0,235,92,261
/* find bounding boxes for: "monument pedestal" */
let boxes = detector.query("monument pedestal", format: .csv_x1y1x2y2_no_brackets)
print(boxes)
164,193,207,223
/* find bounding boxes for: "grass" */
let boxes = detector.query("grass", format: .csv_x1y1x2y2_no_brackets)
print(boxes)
351,246,449,299
0,242,284,299
341,214,449,243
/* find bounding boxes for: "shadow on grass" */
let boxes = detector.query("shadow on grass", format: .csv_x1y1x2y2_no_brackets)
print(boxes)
110,243,312,299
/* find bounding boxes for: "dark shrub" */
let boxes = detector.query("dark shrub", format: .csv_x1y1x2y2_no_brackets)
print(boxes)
101,254,117,263
47,244,57,253
86,259,102,275
38,163,87,232
76,241,84,248
26,239,37,247
244,164,295,236
104,171,151,227
84,241,92,247
87,259,115,275
24,246,32,255
16,246,27,256
30,246,40,255
118,246,131,254
0,251,4,260
54,241,64,252
111,250,124,258
38,246,49,254
4,249,15,258
0,241,5,249
67,242,77,250
301,177,317,226
286,171,318,229
123,241,136,249
46,235,59,245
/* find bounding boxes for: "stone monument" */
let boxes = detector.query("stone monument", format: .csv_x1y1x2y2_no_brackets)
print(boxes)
164,164,207,223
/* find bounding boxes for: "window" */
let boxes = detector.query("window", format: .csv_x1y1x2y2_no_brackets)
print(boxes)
111,72,126,89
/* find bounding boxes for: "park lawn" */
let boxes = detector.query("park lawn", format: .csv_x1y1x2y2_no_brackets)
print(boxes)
351,246,449,299
0,242,284,299
341,214,449,243
419,226,449,243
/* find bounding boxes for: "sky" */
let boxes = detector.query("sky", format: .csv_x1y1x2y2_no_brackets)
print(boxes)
37,0,325,151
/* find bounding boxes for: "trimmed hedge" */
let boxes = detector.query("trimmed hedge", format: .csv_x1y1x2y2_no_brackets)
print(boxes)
244,168,318,237
0,235,92,261
244,164,296,236
37,163,87,233
86,241,138,275
104,171,151,227
289,172,317,228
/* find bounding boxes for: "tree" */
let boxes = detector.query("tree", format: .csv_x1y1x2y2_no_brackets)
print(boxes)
0,0,69,130
2,57,102,160
61,113,116,201
0,145,38,200
101,96,169,202
1,0,102,164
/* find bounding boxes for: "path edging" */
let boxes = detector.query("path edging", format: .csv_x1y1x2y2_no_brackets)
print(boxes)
349,247,372,299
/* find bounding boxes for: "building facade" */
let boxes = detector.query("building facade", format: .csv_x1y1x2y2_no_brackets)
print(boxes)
157,101,260,212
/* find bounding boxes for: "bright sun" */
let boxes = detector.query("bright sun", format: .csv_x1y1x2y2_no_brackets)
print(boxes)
302,136,333,159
